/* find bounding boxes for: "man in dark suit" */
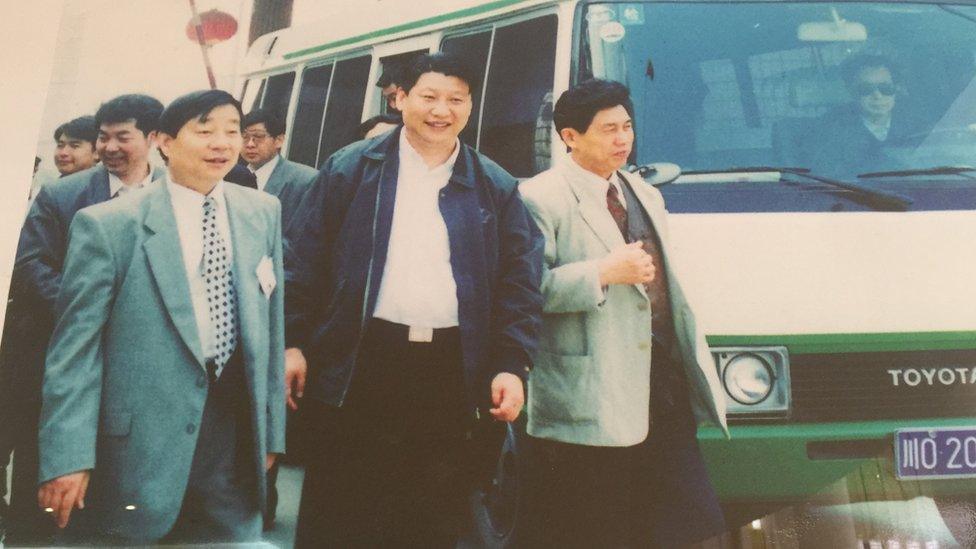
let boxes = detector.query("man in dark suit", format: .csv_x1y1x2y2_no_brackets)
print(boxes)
241,108,317,234
807,54,915,176
238,107,317,529
0,93,164,545
287,52,543,547
36,89,286,544
53,116,99,177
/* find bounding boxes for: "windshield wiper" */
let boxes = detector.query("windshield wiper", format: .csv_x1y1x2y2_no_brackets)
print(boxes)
858,166,976,180
679,166,913,211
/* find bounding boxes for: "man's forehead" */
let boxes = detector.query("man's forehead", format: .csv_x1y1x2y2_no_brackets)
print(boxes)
99,119,138,134
244,123,269,133
412,72,471,92
59,134,91,143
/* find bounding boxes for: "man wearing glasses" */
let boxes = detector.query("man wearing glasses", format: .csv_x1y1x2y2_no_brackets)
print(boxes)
808,54,914,176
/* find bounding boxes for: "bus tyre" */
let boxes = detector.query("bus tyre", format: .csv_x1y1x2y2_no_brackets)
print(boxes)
470,422,524,549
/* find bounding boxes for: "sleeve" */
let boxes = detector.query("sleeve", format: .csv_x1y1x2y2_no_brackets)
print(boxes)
489,186,545,381
520,187,606,314
266,201,287,454
37,210,115,483
12,184,68,315
282,156,345,352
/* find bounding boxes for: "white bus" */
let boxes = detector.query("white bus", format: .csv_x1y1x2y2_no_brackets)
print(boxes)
241,0,976,545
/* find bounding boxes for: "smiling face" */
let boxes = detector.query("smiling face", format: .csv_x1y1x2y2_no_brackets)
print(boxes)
54,133,98,176
96,120,154,181
561,104,634,179
157,104,243,193
396,72,472,154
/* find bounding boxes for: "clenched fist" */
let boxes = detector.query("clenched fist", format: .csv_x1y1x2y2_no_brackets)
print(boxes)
598,241,654,286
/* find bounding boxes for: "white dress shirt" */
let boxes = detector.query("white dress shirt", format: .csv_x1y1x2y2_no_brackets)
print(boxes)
249,154,280,192
109,168,153,198
167,177,234,360
372,131,461,328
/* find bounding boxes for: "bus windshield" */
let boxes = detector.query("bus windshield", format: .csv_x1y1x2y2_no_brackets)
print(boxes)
579,2,976,211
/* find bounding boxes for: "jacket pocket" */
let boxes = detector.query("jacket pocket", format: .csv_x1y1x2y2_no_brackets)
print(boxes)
99,412,132,437
529,350,596,424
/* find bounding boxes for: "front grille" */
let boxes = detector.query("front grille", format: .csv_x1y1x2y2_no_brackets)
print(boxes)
788,349,976,422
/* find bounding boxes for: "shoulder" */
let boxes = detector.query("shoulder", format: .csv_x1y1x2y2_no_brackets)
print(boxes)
36,166,101,204
519,167,571,208
282,159,318,179
226,182,280,212
467,146,518,193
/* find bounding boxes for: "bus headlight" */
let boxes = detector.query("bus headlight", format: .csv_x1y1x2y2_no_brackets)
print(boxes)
712,346,790,416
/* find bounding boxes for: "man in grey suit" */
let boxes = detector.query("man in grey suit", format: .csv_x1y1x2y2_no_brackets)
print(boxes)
241,108,317,234
0,94,164,545
519,80,728,548
239,106,316,529
36,89,286,544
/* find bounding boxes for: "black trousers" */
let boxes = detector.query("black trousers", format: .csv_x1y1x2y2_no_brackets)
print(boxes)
295,319,478,548
521,348,725,548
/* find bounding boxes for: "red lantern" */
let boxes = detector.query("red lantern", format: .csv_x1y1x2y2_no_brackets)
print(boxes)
186,9,238,47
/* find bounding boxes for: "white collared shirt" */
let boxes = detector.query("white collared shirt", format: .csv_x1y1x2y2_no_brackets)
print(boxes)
109,167,153,198
167,176,234,360
372,131,461,328
248,154,280,192
563,157,627,210
862,117,892,142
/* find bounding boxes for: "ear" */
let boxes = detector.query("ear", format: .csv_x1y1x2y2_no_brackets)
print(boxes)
395,87,408,112
274,134,286,150
146,130,159,147
559,127,578,151
155,132,172,157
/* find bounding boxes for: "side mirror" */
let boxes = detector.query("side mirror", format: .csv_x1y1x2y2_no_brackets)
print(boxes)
631,162,681,186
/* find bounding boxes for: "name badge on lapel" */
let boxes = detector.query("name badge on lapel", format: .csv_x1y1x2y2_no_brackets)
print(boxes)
256,256,276,298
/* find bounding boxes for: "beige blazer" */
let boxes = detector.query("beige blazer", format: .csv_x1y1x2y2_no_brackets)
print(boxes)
520,161,727,446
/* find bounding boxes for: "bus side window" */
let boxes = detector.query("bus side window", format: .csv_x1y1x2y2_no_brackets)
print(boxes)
261,72,296,125
441,31,492,149
317,55,372,163
289,63,334,168
480,15,558,177
241,78,266,113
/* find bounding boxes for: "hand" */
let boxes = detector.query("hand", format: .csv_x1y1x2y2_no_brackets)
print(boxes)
284,347,307,411
598,241,654,286
38,470,90,529
266,453,277,470
490,373,525,422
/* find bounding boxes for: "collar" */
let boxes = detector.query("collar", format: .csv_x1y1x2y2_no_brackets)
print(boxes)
248,153,280,177
561,157,622,204
109,165,153,197
165,174,227,212
398,129,460,174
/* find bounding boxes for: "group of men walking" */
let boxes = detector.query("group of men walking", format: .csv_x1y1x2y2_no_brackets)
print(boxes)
0,52,728,547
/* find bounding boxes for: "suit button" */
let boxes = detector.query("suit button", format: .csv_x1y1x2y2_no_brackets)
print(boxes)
186,424,196,434
638,342,649,351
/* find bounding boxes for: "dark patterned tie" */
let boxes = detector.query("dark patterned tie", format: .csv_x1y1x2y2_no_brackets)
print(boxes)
606,183,628,238
202,196,238,379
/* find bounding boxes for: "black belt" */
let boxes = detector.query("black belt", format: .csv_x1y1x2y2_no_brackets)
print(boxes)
368,318,460,344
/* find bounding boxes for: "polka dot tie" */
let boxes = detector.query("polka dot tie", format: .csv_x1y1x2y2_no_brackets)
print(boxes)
202,196,238,378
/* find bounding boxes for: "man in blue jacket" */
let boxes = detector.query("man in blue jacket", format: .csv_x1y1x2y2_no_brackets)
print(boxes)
286,52,543,548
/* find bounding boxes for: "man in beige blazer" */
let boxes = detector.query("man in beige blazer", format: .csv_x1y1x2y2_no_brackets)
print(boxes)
519,79,728,548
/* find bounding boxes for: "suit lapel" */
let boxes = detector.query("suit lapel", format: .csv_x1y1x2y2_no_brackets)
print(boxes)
263,157,286,196
87,166,111,206
562,164,626,253
142,184,206,367
224,185,264,377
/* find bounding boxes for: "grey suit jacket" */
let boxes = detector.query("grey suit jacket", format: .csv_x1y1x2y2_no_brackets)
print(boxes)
263,156,317,232
520,162,727,447
38,180,286,541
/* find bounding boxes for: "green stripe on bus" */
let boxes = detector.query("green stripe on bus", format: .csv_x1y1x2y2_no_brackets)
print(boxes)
283,0,536,60
706,331,976,354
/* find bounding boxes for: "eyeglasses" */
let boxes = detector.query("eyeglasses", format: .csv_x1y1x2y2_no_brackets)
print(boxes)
855,82,896,97
242,132,271,143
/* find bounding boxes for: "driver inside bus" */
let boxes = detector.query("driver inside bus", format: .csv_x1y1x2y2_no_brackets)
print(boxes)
807,54,912,176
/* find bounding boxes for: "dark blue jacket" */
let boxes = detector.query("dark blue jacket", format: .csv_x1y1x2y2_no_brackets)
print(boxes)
284,127,543,412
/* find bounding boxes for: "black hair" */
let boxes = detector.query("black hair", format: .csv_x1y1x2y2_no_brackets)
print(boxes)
376,65,403,88
398,52,477,94
553,79,634,136
94,94,164,136
158,89,244,137
243,107,286,137
54,115,97,145
356,113,401,140
841,53,899,88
